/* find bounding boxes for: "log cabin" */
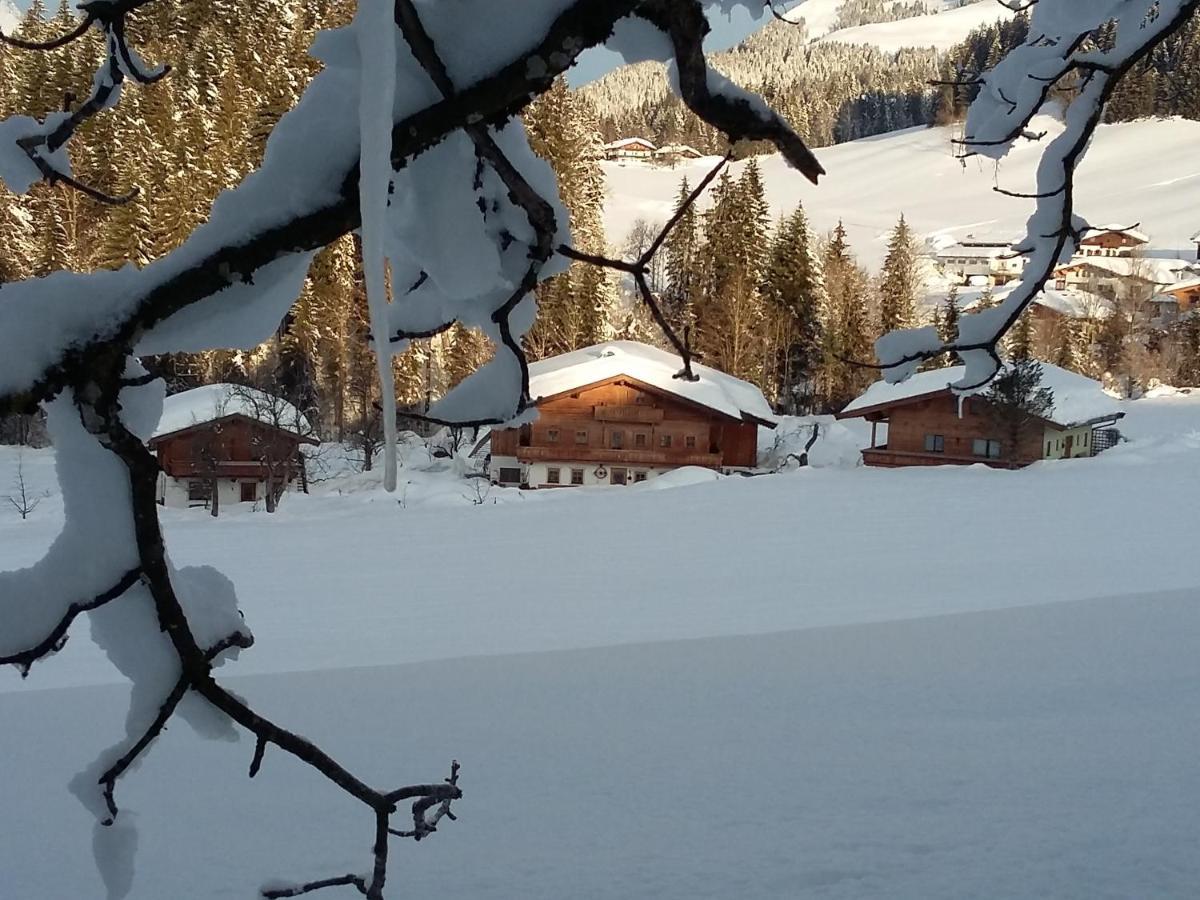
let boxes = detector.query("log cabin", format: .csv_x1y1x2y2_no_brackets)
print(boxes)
486,342,775,488
836,363,1124,469
149,384,317,510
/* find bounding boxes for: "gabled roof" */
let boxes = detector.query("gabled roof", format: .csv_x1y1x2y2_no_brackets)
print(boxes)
602,137,657,151
527,341,776,426
1081,225,1150,244
151,384,316,443
1161,275,1200,295
837,363,1123,429
1055,256,1187,285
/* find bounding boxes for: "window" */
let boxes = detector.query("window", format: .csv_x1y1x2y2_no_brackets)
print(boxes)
685,435,696,449
570,468,585,485
547,428,559,443
1046,441,1052,456
497,467,521,484
634,471,647,483
187,480,211,502
634,432,647,448
972,438,1001,459
575,429,588,444
611,467,628,485
610,430,624,449
660,434,673,448
924,434,945,453
547,467,561,484
240,481,258,503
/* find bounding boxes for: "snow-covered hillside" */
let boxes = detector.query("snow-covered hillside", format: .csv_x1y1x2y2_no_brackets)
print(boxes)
0,1,18,33
602,117,1200,268
814,0,1014,51
2,389,1200,898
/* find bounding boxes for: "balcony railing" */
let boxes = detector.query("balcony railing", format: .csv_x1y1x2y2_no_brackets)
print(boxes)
517,445,721,467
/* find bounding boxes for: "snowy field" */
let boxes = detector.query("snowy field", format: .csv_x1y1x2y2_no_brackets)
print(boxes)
602,117,1200,268
2,389,1200,898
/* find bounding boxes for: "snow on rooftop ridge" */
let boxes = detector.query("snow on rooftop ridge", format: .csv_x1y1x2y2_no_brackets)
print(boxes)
1082,224,1150,243
527,341,776,424
151,384,313,440
602,137,657,150
840,363,1122,427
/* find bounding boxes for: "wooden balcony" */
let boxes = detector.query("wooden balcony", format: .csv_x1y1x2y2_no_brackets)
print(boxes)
517,445,721,468
592,405,664,423
861,447,1025,469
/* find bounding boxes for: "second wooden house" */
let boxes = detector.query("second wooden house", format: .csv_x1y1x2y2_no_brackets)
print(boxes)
836,363,1124,469
486,341,775,488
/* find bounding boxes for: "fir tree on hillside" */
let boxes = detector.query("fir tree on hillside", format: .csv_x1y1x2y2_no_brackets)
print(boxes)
938,285,962,364
819,221,872,410
762,202,823,412
524,77,614,360
663,177,700,336
878,213,922,334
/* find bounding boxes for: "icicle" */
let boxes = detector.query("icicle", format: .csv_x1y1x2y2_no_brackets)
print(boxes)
357,0,399,491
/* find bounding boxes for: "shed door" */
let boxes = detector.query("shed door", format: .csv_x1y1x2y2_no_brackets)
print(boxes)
1063,435,1074,458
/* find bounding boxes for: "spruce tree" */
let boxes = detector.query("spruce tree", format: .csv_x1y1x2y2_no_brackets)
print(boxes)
762,202,823,411
663,177,699,335
878,213,922,334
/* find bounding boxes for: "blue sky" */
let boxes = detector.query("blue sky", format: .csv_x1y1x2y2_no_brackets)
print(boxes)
10,0,774,86
568,5,771,85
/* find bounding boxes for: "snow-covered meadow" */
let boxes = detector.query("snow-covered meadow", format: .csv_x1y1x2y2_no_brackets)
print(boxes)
2,388,1199,898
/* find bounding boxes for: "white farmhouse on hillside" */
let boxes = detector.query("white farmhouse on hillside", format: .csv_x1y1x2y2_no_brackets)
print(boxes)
934,235,1024,286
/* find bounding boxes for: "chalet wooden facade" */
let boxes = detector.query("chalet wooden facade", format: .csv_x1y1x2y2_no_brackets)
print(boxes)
836,364,1123,470
1076,226,1149,257
150,385,317,511
486,342,774,488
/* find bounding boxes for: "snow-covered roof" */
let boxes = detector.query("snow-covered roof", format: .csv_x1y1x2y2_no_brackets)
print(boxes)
526,341,776,425
1162,275,1200,295
961,285,1113,319
937,244,1009,260
655,143,702,157
1081,225,1150,244
839,363,1122,428
1057,256,1190,284
151,384,314,441
602,137,657,151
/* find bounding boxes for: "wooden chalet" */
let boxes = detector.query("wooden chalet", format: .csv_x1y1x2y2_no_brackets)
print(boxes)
601,137,657,160
836,364,1123,469
149,384,317,511
1076,225,1149,258
486,342,775,488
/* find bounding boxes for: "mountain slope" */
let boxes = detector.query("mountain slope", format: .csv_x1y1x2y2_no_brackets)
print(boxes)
815,0,1015,51
602,117,1200,268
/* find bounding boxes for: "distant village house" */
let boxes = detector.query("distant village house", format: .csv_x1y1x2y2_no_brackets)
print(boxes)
485,341,775,488
150,384,317,512
836,364,1124,469
601,137,657,160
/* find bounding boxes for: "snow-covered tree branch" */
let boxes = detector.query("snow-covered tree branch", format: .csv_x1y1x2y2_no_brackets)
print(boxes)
0,1,827,897
873,0,1200,391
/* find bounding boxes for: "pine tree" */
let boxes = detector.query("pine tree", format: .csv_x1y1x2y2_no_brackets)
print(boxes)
1006,310,1035,361
985,356,1054,462
663,177,699,334
878,213,922,334
819,222,872,409
762,202,823,411
936,285,962,366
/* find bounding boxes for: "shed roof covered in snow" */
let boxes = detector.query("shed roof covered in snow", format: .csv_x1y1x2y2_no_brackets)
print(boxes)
838,363,1123,429
151,384,316,442
527,341,776,426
